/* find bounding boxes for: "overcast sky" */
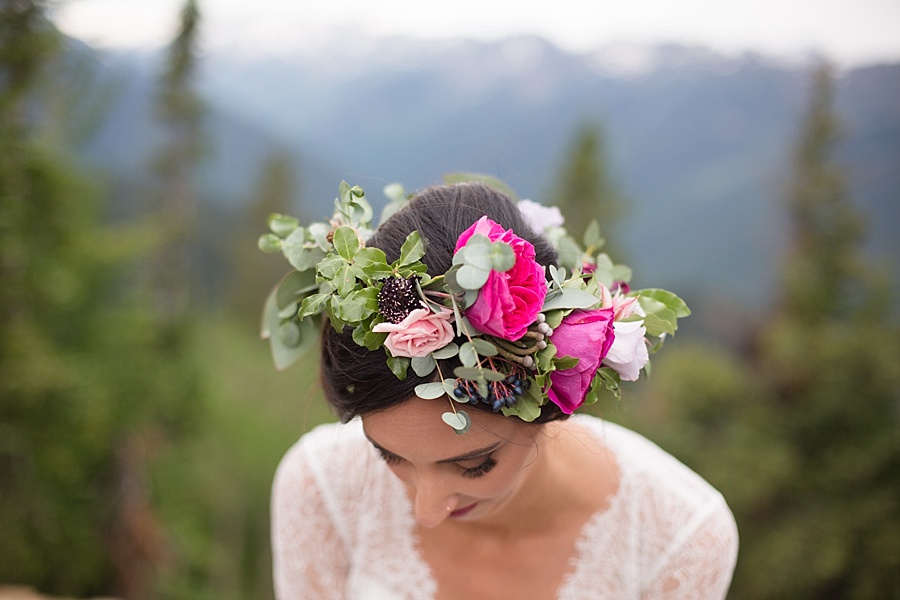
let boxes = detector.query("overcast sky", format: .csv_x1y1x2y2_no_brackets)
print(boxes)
53,0,900,66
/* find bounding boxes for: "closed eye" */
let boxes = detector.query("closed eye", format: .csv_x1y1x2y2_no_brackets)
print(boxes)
459,455,497,479
376,446,402,465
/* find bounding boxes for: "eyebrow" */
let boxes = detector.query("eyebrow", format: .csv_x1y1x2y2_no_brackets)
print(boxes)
365,434,502,464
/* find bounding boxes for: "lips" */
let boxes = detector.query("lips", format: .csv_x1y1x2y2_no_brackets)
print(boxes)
450,502,478,518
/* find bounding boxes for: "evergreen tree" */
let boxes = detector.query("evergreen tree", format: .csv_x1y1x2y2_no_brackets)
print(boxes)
550,122,626,256
225,150,299,325
0,1,184,595
603,65,900,600
739,64,900,600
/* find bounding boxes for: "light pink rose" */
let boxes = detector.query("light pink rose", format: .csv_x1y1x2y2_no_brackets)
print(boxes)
547,308,616,414
603,320,649,381
454,216,547,341
372,307,455,358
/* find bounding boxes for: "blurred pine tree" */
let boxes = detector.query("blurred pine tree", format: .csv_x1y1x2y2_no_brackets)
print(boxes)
604,65,900,600
0,2,206,598
549,122,626,257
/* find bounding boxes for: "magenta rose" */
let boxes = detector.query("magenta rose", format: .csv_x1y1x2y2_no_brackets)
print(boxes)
547,308,616,414
372,306,455,358
454,216,547,341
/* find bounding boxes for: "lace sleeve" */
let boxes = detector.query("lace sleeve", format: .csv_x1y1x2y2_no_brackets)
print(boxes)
271,440,348,600
643,495,739,600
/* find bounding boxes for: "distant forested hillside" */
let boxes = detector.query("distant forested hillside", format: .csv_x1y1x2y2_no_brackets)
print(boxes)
77,37,900,314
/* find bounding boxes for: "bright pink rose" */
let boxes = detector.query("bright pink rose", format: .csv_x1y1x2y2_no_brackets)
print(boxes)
547,308,616,414
372,307,455,358
454,216,547,341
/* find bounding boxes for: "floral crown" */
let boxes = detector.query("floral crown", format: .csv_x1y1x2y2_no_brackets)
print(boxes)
259,180,689,434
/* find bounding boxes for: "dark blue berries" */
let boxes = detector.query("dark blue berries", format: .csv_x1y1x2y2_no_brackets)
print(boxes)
453,370,529,412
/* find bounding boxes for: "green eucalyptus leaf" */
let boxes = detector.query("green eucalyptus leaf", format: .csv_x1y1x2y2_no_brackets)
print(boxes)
308,222,330,251
456,265,490,290
453,366,483,380
333,226,360,261
469,338,498,356
286,245,324,272
592,253,615,288
441,410,471,434
556,235,585,272
326,296,346,331
460,243,492,271
362,263,395,281
338,289,379,322
554,355,580,370
543,309,565,329
317,254,346,279
334,264,357,297
276,270,318,309
501,392,541,422
444,264,463,294
490,242,515,272
283,226,307,247
442,378,460,398
458,343,478,368
464,233,491,249
415,382,447,400
642,311,677,337
338,180,353,204
298,293,331,320
411,354,437,377
352,322,388,350
268,213,299,237
278,321,302,347
638,289,691,318
354,246,388,269
548,264,566,289
258,233,283,253
536,344,557,370
387,356,410,380
593,367,622,402
277,303,298,320
482,369,506,382
583,220,603,251
397,231,425,267
432,343,460,360
262,287,315,370
541,288,599,311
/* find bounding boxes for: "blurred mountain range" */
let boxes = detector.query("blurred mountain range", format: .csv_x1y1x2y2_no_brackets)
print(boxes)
76,35,900,312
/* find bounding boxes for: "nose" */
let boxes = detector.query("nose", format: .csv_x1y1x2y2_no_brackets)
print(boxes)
412,472,457,528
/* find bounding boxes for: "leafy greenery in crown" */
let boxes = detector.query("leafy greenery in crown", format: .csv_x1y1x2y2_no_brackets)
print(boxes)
260,180,690,433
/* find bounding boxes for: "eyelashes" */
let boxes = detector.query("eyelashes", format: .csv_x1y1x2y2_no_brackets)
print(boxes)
376,447,402,465
460,455,497,479
375,447,498,479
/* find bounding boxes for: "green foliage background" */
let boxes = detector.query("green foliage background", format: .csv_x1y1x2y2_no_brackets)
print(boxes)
1,2,897,600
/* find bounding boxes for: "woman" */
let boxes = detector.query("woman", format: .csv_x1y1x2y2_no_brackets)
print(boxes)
264,182,738,599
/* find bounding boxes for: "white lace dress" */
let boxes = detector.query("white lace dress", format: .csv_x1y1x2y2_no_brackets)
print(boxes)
271,416,738,600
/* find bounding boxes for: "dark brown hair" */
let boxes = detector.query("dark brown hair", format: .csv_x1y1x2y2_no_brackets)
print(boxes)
320,182,567,423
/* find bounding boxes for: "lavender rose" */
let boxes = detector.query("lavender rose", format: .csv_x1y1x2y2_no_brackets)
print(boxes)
547,308,616,413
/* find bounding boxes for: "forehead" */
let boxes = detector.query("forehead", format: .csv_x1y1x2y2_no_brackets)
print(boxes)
361,397,524,460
